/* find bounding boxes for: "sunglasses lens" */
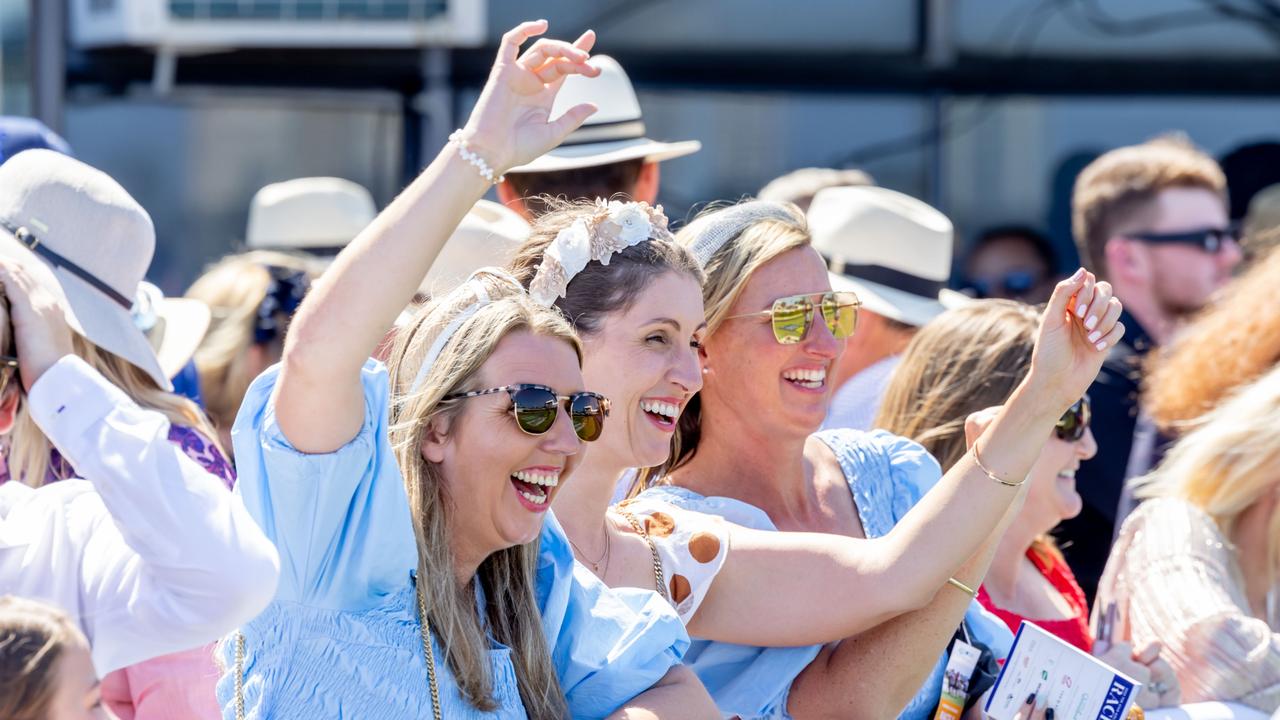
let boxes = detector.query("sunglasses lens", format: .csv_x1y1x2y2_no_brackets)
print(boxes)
822,293,859,339
512,387,557,435
771,297,810,344
1055,398,1090,441
570,393,607,442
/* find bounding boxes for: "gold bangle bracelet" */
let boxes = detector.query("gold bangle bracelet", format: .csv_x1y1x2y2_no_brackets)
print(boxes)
972,444,1025,488
947,577,978,597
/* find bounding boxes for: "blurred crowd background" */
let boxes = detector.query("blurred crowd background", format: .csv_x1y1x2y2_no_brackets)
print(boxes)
7,0,1280,296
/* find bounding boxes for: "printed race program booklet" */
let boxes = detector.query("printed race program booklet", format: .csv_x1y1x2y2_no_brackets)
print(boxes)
984,621,1141,720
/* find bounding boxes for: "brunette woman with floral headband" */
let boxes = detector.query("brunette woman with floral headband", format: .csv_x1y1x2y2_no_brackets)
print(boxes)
217,22,715,719
606,200,1124,719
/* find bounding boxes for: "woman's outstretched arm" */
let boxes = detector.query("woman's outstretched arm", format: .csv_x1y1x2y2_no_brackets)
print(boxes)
275,21,599,452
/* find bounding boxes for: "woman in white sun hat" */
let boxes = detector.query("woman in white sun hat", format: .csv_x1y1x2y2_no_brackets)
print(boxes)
0,148,278,720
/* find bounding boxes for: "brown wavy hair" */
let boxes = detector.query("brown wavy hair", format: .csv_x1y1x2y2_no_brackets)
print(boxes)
0,596,87,720
1144,244,1280,432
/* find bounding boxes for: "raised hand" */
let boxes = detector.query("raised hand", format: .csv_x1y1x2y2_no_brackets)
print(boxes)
457,20,601,176
1025,268,1124,413
0,257,75,390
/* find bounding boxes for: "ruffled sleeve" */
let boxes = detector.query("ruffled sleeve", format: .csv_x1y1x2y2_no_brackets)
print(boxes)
813,429,940,535
636,485,822,719
536,511,689,720
1100,498,1280,712
231,359,417,610
614,497,730,623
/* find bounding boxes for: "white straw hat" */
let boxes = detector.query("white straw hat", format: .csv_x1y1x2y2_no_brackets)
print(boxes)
132,281,211,379
246,177,377,252
0,149,172,389
419,200,530,296
506,55,701,174
808,186,968,327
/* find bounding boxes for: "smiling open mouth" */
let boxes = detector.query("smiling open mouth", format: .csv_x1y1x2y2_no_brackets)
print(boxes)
510,469,559,508
640,399,680,429
782,368,826,390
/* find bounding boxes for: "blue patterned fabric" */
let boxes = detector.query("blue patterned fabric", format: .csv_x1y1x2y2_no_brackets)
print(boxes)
218,360,688,719
642,428,1013,719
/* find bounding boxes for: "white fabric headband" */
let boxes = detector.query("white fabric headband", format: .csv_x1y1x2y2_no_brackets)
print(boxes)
529,199,673,307
682,200,804,268
406,267,524,395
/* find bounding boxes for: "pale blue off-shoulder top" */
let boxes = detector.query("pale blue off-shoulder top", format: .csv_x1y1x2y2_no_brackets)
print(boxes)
643,429,1013,720
218,360,689,719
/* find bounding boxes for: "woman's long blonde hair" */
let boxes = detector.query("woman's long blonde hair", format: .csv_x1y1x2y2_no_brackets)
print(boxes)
1133,362,1280,579
185,250,317,435
386,272,575,718
876,300,1069,558
0,596,88,720
1144,245,1280,432
9,333,218,487
663,201,810,476
876,300,1040,470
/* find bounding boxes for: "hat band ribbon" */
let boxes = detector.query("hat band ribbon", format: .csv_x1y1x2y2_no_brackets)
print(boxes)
828,258,944,299
557,119,647,147
1,219,133,309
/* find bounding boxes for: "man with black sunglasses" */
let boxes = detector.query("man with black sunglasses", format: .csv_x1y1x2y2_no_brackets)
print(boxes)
1060,135,1244,604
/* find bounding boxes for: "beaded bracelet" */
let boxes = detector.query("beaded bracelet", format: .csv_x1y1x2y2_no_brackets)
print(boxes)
449,130,504,184
972,443,1025,488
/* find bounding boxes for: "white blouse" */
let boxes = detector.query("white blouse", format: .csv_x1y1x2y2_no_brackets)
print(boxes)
0,355,279,674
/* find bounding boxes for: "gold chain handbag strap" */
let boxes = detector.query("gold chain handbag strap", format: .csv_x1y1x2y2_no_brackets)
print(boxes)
619,510,669,601
233,582,443,720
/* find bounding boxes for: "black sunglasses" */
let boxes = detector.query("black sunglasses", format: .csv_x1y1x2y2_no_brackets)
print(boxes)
1055,396,1091,442
1127,225,1239,254
962,270,1040,299
444,383,610,442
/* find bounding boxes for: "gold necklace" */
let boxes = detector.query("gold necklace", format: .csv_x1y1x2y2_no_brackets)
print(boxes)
567,520,612,575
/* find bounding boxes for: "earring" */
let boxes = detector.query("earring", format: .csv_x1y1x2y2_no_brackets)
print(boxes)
701,367,710,374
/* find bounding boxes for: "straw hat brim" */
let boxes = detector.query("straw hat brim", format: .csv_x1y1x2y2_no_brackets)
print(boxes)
0,232,172,391
829,272,969,328
506,138,702,174
151,298,211,379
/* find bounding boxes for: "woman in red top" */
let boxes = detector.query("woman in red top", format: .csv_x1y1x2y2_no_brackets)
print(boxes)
877,299,1182,711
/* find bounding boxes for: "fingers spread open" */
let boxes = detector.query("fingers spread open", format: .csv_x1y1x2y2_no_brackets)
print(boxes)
499,20,549,63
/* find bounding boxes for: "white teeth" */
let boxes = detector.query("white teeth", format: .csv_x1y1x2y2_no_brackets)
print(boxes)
512,470,560,488
640,400,680,419
518,488,548,504
782,368,827,386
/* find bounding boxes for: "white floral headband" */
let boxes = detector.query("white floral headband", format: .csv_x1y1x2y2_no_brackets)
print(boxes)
529,199,673,307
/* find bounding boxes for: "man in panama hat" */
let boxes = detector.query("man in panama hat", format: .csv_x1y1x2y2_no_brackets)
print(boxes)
808,185,968,431
498,55,700,219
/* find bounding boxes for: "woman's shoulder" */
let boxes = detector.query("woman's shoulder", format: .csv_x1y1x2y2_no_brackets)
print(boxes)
811,428,943,530
636,485,778,531
1121,497,1225,550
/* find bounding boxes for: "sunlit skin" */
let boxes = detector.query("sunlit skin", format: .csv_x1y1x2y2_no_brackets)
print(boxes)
46,641,107,720
423,331,586,583
702,246,844,439
1107,186,1243,343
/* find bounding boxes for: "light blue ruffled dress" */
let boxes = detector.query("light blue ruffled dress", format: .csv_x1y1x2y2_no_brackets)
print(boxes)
217,360,689,719
642,428,1014,720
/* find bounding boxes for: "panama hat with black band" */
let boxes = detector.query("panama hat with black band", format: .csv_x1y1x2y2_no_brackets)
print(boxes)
808,185,969,328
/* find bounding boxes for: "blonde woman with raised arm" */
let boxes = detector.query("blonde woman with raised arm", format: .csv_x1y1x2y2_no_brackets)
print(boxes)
217,22,714,719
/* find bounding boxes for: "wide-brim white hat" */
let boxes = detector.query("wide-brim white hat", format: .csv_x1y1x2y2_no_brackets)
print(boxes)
246,177,377,252
133,281,211,379
0,149,171,390
809,185,966,328
419,200,530,296
506,55,701,174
